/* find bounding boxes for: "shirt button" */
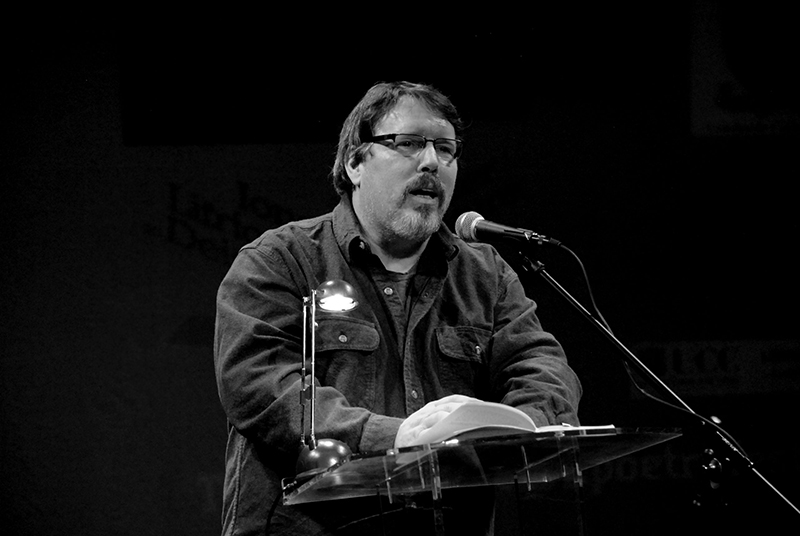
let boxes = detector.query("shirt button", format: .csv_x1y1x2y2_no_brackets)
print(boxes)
411,390,419,399
338,334,348,343
383,287,394,296
475,345,482,356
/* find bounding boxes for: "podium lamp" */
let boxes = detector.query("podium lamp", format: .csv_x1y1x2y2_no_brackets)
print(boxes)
296,280,358,478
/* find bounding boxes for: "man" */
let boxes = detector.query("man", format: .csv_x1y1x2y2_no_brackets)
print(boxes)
214,81,582,535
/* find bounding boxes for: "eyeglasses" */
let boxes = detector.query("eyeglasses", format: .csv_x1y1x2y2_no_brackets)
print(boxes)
365,133,463,163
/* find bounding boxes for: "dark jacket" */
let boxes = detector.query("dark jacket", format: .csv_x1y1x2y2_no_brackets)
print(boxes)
214,198,582,535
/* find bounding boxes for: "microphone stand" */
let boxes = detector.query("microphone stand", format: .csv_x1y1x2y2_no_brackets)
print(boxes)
514,251,800,518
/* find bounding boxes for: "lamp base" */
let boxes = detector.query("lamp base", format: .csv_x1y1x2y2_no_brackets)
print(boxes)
295,438,352,479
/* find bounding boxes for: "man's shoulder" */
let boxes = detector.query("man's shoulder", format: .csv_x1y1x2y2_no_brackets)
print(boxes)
448,235,521,288
244,212,334,250
451,235,503,266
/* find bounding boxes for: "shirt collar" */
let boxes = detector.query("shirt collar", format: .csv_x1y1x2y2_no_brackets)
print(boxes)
332,196,459,268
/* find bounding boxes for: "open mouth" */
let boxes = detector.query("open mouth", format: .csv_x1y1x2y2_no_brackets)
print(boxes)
409,187,438,199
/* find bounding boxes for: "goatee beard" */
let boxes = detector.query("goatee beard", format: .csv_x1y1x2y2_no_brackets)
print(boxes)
390,204,442,244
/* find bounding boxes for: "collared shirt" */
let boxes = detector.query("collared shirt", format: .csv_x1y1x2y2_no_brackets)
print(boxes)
214,197,582,535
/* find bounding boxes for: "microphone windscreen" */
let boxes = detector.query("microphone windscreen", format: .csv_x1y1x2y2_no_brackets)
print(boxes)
455,211,483,241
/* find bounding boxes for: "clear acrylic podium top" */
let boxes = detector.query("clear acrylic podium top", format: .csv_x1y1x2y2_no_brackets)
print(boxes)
283,427,681,505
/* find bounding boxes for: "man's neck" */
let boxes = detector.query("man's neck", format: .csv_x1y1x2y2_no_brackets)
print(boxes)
348,196,433,273
368,236,428,274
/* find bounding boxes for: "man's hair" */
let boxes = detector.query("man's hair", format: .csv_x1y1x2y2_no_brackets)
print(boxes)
331,81,464,197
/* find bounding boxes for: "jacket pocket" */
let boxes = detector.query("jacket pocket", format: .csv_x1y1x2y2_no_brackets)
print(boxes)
316,315,380,352
314,315,380,407
435,326,491,395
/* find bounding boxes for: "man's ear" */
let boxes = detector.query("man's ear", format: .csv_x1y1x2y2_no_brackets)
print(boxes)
345,155,364,189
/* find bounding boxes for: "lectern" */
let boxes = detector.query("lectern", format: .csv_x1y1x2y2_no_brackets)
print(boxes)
282,426,680,535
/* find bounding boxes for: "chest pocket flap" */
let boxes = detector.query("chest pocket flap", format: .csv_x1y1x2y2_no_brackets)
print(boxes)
435,326,491,363
316,316,380,352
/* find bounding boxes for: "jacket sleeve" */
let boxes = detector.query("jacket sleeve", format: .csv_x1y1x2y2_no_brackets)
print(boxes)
488,257,583,427
213,244,403,458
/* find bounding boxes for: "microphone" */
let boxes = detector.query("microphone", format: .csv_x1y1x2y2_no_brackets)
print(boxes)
455,211,561,246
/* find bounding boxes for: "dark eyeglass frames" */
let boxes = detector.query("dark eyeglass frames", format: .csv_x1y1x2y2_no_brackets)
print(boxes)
365,133,463,163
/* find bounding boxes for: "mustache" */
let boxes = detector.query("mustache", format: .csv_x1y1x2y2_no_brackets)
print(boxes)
405,173,445,200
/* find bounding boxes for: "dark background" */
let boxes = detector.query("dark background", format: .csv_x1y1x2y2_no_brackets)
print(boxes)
3,3,798,534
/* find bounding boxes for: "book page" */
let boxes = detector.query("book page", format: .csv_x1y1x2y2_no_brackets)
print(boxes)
410,400,615,446
410,401,537,446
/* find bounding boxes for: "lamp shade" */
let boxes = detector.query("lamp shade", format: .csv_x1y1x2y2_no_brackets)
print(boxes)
315,280,358,312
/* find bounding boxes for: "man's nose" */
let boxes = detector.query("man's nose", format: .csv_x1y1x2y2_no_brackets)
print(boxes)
417,141,439,172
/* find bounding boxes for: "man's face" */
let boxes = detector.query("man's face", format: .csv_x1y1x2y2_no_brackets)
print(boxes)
347,97,458,251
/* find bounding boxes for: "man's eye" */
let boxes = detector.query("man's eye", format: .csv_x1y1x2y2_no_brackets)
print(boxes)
436,143,456,155
396,139,423,149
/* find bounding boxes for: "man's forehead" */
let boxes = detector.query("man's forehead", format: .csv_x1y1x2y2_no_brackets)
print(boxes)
376,97,453,132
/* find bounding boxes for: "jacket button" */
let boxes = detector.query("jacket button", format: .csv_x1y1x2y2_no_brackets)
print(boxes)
338,334,348,343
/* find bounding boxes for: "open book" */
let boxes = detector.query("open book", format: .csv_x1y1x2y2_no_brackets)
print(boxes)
409,400,615,446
